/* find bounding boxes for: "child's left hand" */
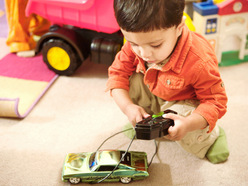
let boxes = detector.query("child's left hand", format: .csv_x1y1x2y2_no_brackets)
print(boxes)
163,112,208,141
163,113,189,141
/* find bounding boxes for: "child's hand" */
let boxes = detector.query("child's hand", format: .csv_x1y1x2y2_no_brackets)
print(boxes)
124,104,150,127
163,112,208,141
163,113,189,141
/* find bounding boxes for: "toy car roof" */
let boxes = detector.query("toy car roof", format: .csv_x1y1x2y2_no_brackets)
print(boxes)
96,150,131,166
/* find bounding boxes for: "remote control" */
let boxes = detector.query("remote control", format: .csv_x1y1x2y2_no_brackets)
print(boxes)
135,109,177,140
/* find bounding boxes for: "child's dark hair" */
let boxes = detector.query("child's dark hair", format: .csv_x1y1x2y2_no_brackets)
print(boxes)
114,0,185,32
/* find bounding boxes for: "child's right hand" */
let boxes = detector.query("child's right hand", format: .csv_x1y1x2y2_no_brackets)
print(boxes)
124,104,150,127
111,88,150,126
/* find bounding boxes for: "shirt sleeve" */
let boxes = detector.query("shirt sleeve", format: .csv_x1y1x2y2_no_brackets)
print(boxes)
106,42,137,93
192,59,228,132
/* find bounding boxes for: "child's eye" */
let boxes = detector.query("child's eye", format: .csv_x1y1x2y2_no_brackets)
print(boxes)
151,44,162,49
130,43,138,47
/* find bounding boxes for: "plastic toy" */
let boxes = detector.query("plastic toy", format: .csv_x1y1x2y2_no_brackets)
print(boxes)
193,0,248,66
25,0,123,75
5,0,50,53
184,12,196,32
135,109,177,140
62,150,149,184
25,0,198,75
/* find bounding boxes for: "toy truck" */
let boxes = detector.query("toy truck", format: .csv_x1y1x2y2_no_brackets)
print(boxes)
26,0,123,75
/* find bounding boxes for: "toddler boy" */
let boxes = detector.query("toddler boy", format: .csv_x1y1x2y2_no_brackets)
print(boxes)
106,0,229,163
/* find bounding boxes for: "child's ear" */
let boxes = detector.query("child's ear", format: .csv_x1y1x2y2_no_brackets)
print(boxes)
176,16,186,37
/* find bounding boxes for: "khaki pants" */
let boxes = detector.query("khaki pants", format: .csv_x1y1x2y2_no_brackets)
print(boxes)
129,73,219,158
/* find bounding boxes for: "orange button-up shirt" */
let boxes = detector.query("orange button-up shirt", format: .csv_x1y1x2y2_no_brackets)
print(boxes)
106,26,227,132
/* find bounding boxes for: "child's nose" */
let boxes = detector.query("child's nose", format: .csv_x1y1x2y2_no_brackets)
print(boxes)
139,47,152,59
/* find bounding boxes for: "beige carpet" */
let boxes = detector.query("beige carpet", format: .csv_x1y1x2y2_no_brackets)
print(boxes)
1,40,248,185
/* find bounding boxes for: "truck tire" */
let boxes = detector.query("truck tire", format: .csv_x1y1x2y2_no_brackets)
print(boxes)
42,39,80,75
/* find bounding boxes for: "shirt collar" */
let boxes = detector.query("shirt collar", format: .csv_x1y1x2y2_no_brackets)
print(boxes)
146,57,170,70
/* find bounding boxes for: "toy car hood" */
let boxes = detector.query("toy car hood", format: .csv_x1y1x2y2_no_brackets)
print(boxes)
62,152,92,176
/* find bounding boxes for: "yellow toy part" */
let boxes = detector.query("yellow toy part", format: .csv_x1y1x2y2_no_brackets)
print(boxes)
5,0,50,53
213,0,226,4
184,12,195,32
47,47,70,71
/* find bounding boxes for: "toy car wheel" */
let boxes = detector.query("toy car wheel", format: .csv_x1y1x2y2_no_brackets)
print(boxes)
69,177,81,184
120,177,132,184
42,39,80,76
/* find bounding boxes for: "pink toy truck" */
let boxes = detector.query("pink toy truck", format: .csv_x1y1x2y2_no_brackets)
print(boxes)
26,0,123,75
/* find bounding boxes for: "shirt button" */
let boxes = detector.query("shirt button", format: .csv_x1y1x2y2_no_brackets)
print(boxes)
166,79,171,85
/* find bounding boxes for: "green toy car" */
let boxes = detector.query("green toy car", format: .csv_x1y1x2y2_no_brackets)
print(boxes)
62,150,149,184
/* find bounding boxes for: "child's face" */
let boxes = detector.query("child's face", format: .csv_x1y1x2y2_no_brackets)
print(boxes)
121,25,183,64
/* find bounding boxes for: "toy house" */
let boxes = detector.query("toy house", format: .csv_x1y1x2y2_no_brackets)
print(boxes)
193,0,248,66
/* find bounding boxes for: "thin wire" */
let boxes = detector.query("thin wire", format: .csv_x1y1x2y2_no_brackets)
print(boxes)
92,132,136,184
91,128,158,184
148,139,158,167
95,128,133,152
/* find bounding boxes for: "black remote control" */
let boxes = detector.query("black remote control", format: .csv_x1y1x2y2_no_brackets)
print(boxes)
135,109,177,140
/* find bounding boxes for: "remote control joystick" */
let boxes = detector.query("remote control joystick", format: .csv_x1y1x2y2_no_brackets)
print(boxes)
135,109,177,140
